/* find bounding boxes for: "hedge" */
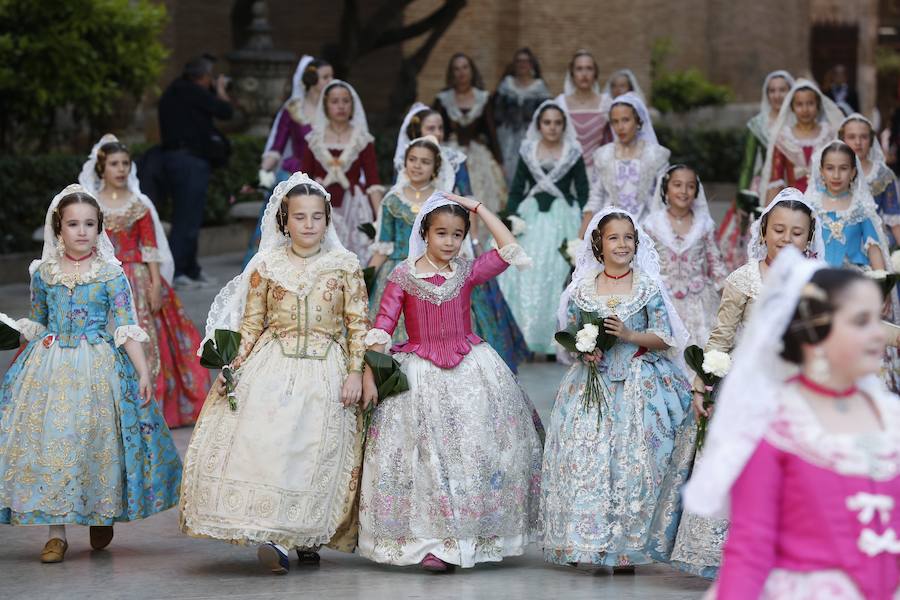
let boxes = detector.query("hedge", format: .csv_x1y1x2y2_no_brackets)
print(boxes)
0,128,744,253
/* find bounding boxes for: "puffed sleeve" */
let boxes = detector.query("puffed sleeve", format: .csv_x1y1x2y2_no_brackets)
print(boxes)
368,280,404,345
715,439,783,599
697,281,747,392
107,272,149,346
505,158,531,215
136,211,162,263
704,229,730,289
571,157,590,209
859,216,883,256
266,108,292,159
370,200,395,257
644,291,676,348
360,143,384,196
236,270,268,362
299,142,323,182
736,130,760,202
342,268,370,372
17,272,49,341
768,147,786,191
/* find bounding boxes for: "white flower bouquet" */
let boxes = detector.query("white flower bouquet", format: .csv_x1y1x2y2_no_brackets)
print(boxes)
556,311,617,426
684,345,732,451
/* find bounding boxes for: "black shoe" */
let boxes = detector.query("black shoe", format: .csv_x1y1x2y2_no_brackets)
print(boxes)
296,549,321,565
258,543,289,574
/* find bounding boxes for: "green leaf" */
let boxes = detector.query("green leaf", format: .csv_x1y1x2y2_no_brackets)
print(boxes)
364,350,409,400
214,329,241,363
554,329,578,354
0,321,20,351
880,274,899,299
357,223,377,239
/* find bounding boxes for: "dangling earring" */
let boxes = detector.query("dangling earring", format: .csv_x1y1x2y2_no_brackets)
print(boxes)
56,235,64,254
810,346,830,382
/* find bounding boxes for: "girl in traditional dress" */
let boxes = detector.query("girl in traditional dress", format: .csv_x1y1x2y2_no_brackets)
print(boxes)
761,79,844,204
245,56,333,266
643,165,729,347
434,53,507,216
359,192,542,572
300,80,384,263
718,70,794,269
179,173,371,574
647,188,825,579
498,100,589,354
602,68,648,106
492,47,551,184
581,92,670,232
0,185,181,563
684,249,900,599
79,134,209,427
554,50,609,170
390,106,530,370
541,207,692,570
839,113,900,245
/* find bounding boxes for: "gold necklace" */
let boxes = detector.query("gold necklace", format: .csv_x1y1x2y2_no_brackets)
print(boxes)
424,253,450,273
406,182,434,207
290,245,322,260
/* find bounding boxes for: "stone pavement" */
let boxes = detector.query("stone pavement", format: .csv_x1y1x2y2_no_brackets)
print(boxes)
0,252,709,599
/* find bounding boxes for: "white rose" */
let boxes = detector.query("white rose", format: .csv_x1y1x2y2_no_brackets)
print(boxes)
508,215,527,236
575,323,599,353
866,269,889,280
702,350,731,378
892,250,900,274
258,169,276,189
565,239,583,265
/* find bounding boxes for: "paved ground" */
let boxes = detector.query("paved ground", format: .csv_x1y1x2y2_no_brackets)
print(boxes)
0,252,709,599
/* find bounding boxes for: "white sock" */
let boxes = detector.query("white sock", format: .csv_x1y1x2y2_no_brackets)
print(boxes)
48,525,66,541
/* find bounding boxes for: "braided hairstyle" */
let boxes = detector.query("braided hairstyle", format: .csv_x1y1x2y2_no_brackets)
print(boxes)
419,204,470,240
760,199,815,246
781,269,869,363
52,192,104,236
404,137,443,180
406,108,442,141
95,140,131,179
301,59,331,91
276,184,330,235
590,211,638,263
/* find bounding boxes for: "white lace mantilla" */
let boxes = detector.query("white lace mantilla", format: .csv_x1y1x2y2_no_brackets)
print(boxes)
518,139,582,204
643,208,717,255
257,246,360,298
773,124,833,182
436,88,490,127
38,258,122,289
572,269,658,322
389,258,472,305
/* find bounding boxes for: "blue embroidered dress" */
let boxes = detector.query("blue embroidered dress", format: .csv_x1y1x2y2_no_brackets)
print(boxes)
369,191,530,371
816,198,883,268
867,163,900,247
540,271,692,566
0,258,182,526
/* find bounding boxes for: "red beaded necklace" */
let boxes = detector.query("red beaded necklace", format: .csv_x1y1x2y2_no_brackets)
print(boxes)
64,249,93,267
603,269,632,280
791,373,858,398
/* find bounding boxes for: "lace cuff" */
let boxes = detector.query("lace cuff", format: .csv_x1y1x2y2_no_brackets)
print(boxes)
364,328,391,348
114,324,149,347
370,241,394,256
366,184,386,197
141,246,162,263
882,214,900,227
262,150,281,162
498,243,533,270
646,328,677,349
863,236,882,255
14,318,44,341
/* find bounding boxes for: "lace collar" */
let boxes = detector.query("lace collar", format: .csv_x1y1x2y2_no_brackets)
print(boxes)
38,256,121,289
572,269,658,321
98,194,148,231
436,88,490,126
388,257,472,305
765,382,900,480
496,76,549,102
809,189,878,227
518,139,583,200
643,207,716,255
866,162,895,196
726,261,763,299
774,123,833,173
305,127,374,189
257,246,360,298
745,112,773,147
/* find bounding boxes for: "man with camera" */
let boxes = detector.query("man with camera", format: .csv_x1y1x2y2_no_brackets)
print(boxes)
158,55,234,288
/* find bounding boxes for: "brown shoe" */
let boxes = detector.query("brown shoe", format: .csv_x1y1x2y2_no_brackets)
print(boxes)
41,538,68,563
90,526,114,550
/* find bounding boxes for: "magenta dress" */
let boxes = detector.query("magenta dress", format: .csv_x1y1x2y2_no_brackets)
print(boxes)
710,386,900,599
358,247,543,568
269,107,311,173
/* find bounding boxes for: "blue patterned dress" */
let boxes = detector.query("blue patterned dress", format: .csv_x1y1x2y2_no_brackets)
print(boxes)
540,272,692,566
0,259,182,526
368,191,530,372
867,163,900,247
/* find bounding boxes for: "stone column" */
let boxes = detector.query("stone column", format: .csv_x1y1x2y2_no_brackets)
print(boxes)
227,0,296,136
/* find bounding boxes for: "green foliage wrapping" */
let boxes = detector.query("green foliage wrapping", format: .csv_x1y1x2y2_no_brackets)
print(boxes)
656,126,745,183
0,0,168,150
363,350,409,401
199,329,242,411
0,321,21,351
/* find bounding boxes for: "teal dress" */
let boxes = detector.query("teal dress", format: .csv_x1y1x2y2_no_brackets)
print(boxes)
539,272,692,566
498,144,588,354
0,259,182,526
369,192,530,372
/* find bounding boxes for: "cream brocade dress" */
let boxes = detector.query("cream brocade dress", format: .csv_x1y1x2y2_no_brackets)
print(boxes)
179,247,368,551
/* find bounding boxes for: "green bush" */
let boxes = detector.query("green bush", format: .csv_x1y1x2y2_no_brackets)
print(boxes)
650,37,733,114
656,126,745,183
0,0,168,152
